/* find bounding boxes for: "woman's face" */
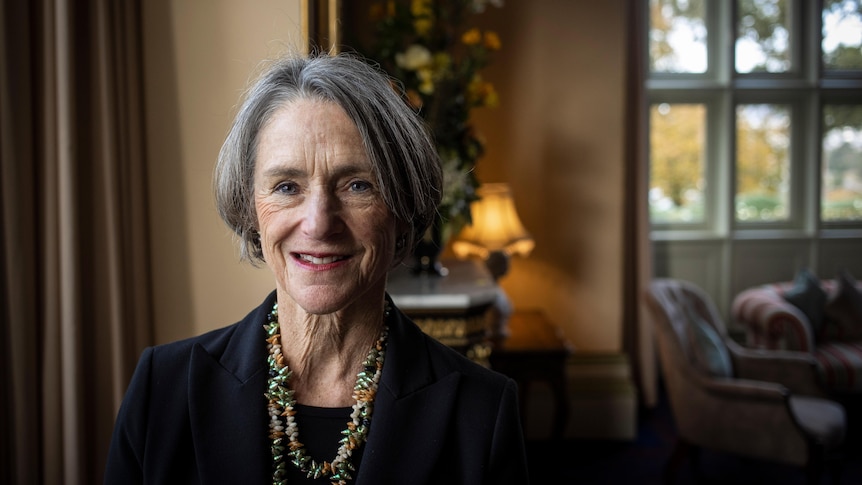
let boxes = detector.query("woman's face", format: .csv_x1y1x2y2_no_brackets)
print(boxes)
253,98,398,315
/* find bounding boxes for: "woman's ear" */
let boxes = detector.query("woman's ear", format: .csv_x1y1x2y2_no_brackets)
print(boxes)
394,232,408,257
390,221,411,268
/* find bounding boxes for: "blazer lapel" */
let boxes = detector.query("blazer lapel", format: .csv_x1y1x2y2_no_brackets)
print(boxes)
356,307,461,485
187,294,274,484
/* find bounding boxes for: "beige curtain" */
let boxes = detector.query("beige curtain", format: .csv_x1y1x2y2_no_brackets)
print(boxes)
0,1,152,483
622,0,658,408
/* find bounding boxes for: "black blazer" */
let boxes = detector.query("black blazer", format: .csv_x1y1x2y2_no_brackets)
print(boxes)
105,291,530,484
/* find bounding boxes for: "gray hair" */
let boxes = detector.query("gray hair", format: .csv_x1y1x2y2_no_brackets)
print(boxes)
214,53,443,264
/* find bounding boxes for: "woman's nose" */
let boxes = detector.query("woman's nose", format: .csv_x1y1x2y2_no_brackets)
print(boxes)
301,190,344,239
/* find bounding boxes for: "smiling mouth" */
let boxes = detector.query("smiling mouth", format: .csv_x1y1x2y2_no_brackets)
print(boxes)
295,253,349,265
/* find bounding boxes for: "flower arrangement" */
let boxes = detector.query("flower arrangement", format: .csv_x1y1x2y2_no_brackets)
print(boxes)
363,0,504,245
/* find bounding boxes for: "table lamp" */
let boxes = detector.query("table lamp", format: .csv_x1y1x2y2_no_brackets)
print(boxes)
452,183,534,276
452,183,534,334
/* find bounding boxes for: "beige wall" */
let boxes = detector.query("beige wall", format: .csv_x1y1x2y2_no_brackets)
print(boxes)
142,0,626,352
143,0,303,343
474,1,626,352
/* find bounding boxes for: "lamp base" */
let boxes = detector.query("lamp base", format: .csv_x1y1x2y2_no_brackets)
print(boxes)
490,287,513,338
411,219,448,276
484,250,510,280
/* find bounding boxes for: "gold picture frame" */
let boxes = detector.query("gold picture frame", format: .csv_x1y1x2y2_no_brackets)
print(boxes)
302,0,341,54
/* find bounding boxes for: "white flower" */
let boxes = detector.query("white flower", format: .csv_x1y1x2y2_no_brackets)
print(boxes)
441,154,471,211
395,44,433,71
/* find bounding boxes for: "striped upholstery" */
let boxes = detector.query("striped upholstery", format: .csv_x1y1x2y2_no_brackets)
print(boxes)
815,341,862,392
733,279,862,393
732,283,818,352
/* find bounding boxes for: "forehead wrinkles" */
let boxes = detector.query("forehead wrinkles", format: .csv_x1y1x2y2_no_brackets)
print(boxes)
256,100,372,180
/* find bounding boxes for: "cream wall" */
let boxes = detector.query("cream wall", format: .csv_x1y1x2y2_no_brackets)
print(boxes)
473,1,626,352
143,0,303,343
142,0,626,352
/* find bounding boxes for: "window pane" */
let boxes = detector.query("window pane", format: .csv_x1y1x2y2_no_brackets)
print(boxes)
736,0,791,73
822,0,862,71
649,0,708,73
822,105,862,221
736,104,791,222
650,104,707,223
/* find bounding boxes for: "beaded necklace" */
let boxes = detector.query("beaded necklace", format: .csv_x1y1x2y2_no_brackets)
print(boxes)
264,302,389,485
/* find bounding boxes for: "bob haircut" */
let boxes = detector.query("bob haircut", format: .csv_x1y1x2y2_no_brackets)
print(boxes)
214,53,443,264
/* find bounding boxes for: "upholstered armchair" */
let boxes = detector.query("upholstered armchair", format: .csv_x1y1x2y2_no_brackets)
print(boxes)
646,279,846,484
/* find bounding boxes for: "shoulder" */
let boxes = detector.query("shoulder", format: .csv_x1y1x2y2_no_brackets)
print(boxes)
135,291,277,385
112,292,276,430
147,321,240,365
137,317,241,381
423,328,505,382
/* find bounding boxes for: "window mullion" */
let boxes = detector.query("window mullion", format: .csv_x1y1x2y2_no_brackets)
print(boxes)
713,0,733,84
714,90,733,237
801,0,820,83
800,93,820,235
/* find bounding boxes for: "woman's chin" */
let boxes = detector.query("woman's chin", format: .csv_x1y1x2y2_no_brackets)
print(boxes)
276,270,388,315
279,286,357,316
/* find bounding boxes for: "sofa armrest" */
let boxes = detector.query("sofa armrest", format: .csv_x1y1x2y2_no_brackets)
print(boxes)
696,372,789,402
731,286,815,352
675,371,812,463
725,339,825,397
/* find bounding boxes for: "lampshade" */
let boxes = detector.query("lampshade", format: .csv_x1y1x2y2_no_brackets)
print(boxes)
452,183,535,260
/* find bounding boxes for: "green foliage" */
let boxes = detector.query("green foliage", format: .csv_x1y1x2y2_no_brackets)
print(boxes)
650,104,705,209
649,0,706,72
358,0,503,239
737,0,790,72
825,45,862,70
823,0,862,70
822,104,862,221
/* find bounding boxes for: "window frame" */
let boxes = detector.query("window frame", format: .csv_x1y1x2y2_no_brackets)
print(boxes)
647,0,862,238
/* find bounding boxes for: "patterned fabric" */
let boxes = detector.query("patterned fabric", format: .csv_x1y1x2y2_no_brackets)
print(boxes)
815,341,862,392
732,277,862,394
732,283,814,352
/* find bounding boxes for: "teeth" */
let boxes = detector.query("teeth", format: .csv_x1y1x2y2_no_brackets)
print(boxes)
299,254,343,265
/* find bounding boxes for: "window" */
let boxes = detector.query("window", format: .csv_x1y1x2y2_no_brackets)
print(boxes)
649,0,708,74
646,0,862,324
650,103,707,224
822,0,862,71
735,103,791,222
822,104,862,221
735,0,793,74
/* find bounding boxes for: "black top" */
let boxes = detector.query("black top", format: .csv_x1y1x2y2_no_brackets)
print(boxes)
284,405,365,483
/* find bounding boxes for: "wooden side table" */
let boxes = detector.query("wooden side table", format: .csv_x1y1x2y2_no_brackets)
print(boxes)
489,310,572,439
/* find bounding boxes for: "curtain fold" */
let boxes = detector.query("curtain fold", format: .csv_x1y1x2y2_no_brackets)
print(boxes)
622,0,658,408
1,2,41,482
1,1,152,483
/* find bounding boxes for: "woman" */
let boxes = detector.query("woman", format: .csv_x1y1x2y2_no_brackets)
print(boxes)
105,53,529,484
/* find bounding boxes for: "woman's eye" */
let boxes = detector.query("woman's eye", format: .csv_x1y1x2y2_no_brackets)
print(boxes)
349,180,373,192
275,182,299,195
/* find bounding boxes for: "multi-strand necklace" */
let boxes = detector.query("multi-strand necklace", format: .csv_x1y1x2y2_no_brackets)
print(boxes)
264,302,389,485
